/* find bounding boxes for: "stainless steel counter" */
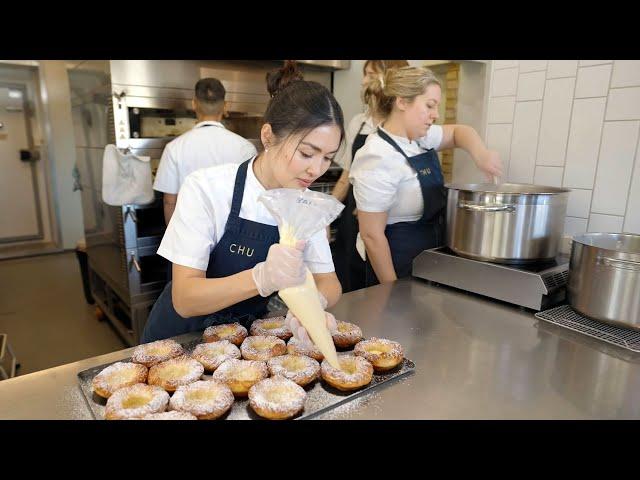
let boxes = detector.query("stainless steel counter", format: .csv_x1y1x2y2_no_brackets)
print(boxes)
2,278,640,419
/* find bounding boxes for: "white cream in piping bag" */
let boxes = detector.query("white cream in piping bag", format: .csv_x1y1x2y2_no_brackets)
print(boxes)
278,223,340,369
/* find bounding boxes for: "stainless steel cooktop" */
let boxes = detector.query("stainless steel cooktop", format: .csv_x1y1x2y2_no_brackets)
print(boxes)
412,247,569,310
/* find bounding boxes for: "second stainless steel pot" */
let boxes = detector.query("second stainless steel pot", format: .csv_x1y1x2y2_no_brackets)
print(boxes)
446,183,570,263
567,233,640,329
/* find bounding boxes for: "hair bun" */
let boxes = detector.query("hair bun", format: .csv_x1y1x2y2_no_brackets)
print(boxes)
266,60,304,98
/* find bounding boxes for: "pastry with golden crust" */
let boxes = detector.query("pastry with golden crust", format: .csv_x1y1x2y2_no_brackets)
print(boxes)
203,322,247,346
211,358,268,397
169,380,234,420
320,354,373,392
248,376,306,420
354,337,404,372
92,362,148,399
147,355,204,392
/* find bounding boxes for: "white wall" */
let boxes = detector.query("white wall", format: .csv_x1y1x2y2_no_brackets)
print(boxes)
333,60,366,128
38,61,84,249
484,60,640,236
452,61,490,184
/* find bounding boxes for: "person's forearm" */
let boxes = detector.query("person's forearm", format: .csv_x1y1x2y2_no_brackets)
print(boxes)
163,193,178,224
331,169,350,203
452,125,488,164
163,203,176,224
173,269,258,318
314,274,342,308
361,233,397,283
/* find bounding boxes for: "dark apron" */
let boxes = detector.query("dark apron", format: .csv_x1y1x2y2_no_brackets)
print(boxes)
333,121,368,293
364,128,447,286
142,159,279,343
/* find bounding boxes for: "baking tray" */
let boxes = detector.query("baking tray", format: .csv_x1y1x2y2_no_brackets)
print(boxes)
77,338,415,420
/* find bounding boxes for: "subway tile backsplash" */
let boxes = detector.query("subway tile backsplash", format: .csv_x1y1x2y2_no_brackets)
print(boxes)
591,121,639,216
536,77,575,166
485,60,640,236
575,64,612,98
563,97,607,189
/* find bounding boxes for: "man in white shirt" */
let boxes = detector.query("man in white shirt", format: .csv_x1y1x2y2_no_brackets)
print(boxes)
153,77,257,224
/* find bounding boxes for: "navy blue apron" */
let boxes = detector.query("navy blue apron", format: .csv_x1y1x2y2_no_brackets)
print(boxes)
333,121,368,293
364,128,447,286
142,159,279,343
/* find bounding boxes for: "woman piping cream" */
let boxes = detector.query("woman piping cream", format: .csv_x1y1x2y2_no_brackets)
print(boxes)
142,61,343,343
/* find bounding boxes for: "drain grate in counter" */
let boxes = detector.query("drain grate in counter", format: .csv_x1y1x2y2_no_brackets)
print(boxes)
535,304,640,353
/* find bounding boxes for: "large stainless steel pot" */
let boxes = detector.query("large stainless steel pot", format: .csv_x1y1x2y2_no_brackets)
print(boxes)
446,183,570,263
567,233,640,329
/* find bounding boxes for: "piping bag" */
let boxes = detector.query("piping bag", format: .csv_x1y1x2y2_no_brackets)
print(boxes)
259,188,344,369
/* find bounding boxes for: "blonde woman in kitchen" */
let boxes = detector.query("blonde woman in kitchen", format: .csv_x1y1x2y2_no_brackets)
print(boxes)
331,60,410,294
350,66,503,286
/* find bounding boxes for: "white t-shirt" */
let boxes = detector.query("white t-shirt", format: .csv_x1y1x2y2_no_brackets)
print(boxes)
333,112,377,171
349,125,444,224
153,121,257,194
157,158,335,274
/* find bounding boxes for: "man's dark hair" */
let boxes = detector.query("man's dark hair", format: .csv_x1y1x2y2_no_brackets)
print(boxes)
194,78,225,115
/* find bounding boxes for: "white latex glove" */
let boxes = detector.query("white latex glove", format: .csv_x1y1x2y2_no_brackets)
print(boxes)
252,240,306,297
285,291,337,349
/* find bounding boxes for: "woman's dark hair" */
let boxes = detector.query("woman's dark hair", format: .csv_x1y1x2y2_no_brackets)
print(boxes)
264,60,345,148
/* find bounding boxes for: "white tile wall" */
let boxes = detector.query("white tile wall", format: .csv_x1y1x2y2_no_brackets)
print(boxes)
519,60,548,73
564,217,588,236
509,101,542,183
611,60,640,88
566,189,592,218
491,68,518,97
534,166,564,187
487,96,516,123
575,64,612,98
588,213,625,233
517,71,546,101
494,60,519,70
547,60,578,79
606,87,640,120
563,98,607,189
579,60,613,67
486,124,513,178
591,121,640,215
484,59,640,239
537,78,575,166
624,138,640,234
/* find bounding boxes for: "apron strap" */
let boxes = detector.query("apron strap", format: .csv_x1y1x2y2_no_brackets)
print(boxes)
376,127,410,159
228,159,251,220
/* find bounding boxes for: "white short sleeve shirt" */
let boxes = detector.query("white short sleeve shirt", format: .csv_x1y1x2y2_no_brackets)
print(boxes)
157,158,335,274
153,121,257,194
349,125,444,224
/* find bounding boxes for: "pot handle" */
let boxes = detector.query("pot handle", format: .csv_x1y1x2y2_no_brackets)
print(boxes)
598,256,640,272
457,201,516,213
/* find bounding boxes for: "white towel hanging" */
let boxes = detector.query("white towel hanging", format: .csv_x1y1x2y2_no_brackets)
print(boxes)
102,144,154,206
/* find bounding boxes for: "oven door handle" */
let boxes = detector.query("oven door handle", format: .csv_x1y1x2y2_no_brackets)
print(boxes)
129,251,142,273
